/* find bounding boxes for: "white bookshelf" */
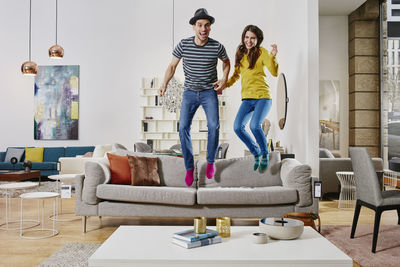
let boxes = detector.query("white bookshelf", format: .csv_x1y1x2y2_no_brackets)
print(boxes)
141,77,228,158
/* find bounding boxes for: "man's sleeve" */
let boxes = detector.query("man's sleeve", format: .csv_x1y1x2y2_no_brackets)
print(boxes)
218,44,228,60
172,41,183,59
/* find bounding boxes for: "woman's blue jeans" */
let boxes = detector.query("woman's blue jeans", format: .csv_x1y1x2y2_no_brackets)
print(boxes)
179,89,219,170
234,98,272,157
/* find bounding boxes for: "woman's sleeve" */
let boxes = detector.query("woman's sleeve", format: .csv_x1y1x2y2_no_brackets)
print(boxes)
263,48,279,77
226,67,240,88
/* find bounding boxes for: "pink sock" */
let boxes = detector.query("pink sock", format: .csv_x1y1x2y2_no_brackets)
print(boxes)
185,169,194,186
206,162,215,179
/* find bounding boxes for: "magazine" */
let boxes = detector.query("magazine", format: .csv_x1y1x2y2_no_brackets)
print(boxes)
172,235,222,249
173,229,219,242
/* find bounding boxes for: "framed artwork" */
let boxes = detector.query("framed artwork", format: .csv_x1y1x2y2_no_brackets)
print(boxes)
34,65,79,140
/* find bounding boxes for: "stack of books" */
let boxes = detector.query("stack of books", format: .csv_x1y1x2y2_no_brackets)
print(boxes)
172,229,222,249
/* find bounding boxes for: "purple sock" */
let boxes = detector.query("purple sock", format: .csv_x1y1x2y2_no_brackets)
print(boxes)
206,162,215,179
185,169,194,186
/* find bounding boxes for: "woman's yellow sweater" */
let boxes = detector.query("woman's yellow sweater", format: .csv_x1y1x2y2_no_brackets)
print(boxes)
226,47,278,99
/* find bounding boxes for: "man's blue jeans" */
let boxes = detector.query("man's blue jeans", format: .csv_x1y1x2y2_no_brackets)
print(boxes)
234,98,272,157
179,89,219,170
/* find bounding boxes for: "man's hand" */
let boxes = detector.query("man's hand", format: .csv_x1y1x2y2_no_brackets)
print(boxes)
213,78,227,91
271,44,278,56
159,85,167,96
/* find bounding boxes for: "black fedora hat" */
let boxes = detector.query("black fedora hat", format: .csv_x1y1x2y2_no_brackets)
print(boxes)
189,8,215,25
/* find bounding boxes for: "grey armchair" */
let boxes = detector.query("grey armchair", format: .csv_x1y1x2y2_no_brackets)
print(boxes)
349,147,400,253
134,142,152,153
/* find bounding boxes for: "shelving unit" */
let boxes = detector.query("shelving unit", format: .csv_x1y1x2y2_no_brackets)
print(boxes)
141,77,228,158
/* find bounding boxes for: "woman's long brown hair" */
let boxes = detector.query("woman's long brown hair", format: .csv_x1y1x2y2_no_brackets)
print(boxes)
234,25,264,69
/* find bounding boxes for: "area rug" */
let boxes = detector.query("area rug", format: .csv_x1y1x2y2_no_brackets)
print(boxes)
321,225,400,267
38,243,100,267
0,181,58,198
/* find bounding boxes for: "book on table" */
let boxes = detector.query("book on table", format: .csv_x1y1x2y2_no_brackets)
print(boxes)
172,235,222,249
173,229,219,242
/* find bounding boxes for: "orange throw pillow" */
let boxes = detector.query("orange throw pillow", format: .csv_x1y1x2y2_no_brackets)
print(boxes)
107,153,131,184
127,155,161,186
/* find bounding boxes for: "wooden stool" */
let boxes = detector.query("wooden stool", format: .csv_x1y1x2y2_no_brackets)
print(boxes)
283,212,321,232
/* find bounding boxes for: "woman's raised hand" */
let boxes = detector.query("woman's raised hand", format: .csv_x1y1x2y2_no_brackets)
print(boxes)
271,44,278,56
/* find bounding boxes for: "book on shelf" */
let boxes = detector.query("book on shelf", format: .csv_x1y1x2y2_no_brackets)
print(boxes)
173,228,219,242
172,235,222,249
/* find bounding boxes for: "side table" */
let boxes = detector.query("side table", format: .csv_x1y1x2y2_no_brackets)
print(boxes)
20,192,59,239
0,182,40,230
48,174,79,221
336,171,356,209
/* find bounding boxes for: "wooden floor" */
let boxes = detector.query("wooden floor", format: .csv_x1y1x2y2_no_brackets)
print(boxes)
0,197,398,267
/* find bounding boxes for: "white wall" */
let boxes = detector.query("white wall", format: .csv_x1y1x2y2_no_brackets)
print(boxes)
319,16,349,157
0,0,319,172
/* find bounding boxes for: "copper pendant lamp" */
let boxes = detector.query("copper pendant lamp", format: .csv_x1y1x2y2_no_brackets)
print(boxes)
49,0,64,58
21,0,38,76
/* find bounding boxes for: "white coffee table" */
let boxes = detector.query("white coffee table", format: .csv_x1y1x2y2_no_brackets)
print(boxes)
48,174,79,221
0,182,40,230
19,192,59,239
88,226,352,267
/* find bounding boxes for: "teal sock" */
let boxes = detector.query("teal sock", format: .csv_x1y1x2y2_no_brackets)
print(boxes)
259,154,269,171
253,154,260,171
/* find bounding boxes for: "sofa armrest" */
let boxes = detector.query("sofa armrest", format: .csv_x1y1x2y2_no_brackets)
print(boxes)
280,159,312,207
75,174,85,202
58,156,108,174
82,161,111,205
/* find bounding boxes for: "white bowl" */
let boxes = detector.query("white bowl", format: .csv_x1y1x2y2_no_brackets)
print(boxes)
259,218,304,240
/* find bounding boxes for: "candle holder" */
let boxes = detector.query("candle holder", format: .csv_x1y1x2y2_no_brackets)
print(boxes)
194,217,206,234
216,217,231,238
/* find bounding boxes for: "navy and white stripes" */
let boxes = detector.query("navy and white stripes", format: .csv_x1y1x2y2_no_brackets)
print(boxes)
173,36,227,91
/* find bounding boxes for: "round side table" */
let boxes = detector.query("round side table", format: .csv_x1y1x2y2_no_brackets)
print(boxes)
20,192,59,239
48,174,79,222
0,182,40,231
336,171,356,209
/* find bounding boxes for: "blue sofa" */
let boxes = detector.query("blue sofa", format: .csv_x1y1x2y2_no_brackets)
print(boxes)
0,146,95,176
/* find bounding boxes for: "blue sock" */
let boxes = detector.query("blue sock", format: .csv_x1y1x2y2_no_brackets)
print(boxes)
259,154,269,171
253,154,260,171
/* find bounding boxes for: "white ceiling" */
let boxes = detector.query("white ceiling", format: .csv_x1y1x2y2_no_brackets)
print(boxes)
319,0,367,16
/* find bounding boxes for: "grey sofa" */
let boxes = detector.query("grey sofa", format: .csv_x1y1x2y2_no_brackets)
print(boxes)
75,150,318,232
319,148,383,197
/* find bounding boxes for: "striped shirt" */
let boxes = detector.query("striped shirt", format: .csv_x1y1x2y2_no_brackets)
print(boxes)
173,36,227,91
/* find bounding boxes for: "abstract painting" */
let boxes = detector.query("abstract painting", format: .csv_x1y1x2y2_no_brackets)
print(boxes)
34,65,79,140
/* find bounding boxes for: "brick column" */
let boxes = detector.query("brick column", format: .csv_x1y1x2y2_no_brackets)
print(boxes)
348,0,380,157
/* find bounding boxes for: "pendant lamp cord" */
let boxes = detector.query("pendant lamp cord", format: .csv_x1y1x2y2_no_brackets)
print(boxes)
172,0,174,50
56,0,58,44
29,0,32,61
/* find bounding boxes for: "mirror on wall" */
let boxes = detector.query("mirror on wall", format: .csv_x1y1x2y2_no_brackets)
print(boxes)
276,73,289,130
319,80,340,151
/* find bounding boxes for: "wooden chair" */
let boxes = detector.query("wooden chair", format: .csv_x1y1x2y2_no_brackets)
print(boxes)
349,147,400,253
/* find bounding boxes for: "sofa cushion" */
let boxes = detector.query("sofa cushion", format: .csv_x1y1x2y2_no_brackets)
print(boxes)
65,146,95,157
128,155,161,186
83,161,111,205
4,148,25,162
43,147,65,162
197,186,298,205
114,149,192,188
25,147,44,162
107,153,131,185
31,162,57,170
197,152,282,188
280,159,312,207
97,184,196,205
93,144,113,158
0,162,24,170
319,148,335,158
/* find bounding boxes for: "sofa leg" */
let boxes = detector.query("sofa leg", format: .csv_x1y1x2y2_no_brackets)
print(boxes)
82,216,87,233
